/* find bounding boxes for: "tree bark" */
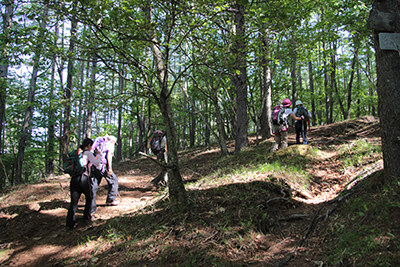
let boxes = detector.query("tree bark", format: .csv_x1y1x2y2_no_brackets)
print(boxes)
259,28,272,140
61,4,77,163
368,0,400,177
144,0,186,205
0,0,13,154
233,3,248,153
15,4,49,183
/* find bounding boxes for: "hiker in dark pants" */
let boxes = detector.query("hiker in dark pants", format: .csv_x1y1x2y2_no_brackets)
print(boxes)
293,100,312,145
66,138,101,231
149,131,168,187
90,135,120,216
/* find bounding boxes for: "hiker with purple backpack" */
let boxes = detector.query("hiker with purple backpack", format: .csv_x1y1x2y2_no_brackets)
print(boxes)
270,98,302,152
293,100,312,145
89,135,120,218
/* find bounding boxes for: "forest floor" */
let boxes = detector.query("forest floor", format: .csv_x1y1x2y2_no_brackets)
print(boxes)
0,116,392,267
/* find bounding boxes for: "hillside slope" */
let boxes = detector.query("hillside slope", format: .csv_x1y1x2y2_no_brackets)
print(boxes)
1,116,390,266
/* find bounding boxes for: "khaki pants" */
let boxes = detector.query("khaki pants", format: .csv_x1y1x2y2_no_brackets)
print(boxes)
271,124,288,151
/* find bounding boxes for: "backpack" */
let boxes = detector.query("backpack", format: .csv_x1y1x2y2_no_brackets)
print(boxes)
63,148,86,178
295,106,308,119
150,130,165,155
272,105,288,127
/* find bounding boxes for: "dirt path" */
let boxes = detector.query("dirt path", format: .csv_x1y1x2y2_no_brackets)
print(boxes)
0,116,382,267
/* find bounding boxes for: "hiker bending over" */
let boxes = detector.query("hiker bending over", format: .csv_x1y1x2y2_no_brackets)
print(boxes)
149,130,168,187
293,100,312,145
90,135,120,217
66,138,101,231
270,98,302,152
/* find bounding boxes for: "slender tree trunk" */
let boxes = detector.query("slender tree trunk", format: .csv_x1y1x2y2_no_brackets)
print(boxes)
346,47,359,119
46,19,59,175
291,35,298,104
116,72,123,162
144,0,186,205
308,61,316,126
0,0,14,187
331,41,346,120
61,6,77,163
15,5,49,183
259,28,272,140
0,0,13,154
86,52,97,138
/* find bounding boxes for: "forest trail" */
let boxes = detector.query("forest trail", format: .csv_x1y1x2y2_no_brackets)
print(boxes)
0,116,382,267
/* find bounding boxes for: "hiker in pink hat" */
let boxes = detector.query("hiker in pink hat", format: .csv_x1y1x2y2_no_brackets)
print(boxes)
270,98,302,152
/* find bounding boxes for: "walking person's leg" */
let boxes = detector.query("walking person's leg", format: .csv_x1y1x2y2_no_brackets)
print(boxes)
80,174,93,221
281,130,289,149
303,124,308,144
295,122,301,144
151,152,167,185
66,178,81,230
271,125,281,152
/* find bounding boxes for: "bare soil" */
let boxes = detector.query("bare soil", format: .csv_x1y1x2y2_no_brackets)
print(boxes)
0,116,384,266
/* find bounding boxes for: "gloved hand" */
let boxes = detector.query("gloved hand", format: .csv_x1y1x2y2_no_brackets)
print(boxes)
301,115,305,120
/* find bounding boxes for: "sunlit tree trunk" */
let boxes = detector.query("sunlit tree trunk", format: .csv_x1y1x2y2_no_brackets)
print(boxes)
61,4,77,163
259,28,272,140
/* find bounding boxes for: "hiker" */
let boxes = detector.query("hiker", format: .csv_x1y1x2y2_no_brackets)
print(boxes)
149,130,168,187
66,138,101,231
293,100,312,145
270,98,302,152
90,135,120,216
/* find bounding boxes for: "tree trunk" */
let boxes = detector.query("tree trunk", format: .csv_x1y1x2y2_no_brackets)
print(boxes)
144,0,186,205
346,47,359,120
291,35,298,104
0,0,14,187
233,3,248,153
259,28,272,140
15,4,49,183
46,19,59,175
0,0,13,155
61,6,77,163
368,0,400,177
116,72,123,162
308,61,316,126
86,52,97,139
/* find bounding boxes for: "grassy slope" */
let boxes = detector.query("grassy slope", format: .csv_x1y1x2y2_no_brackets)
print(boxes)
2,116,399,267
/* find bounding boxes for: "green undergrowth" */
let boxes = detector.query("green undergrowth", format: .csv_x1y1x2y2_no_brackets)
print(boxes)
325,171,400,266
76,138,386,266
337,138,381,168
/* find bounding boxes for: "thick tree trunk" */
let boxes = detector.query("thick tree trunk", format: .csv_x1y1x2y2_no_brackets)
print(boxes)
368,0,400,177
233,3,248,153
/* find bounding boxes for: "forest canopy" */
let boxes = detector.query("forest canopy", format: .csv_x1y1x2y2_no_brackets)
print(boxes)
0,0,376,188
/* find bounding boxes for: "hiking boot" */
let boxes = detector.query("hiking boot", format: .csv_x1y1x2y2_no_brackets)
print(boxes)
160,180,167,187
106,199,120,206
65,223,78,231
